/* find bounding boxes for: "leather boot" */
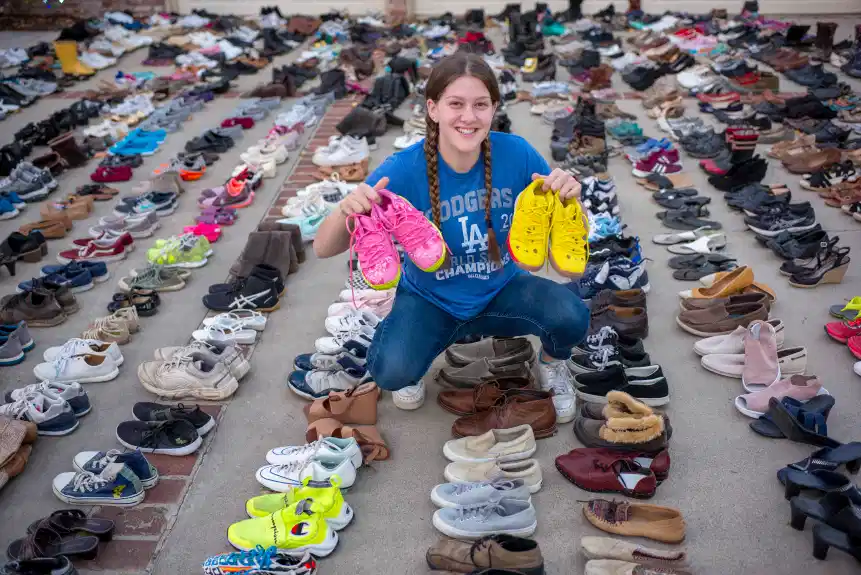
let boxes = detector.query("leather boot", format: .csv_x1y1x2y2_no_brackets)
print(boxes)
230,231,270,279
815,22,837,59
48,133,88,168
262,230,298,277
584,64,613,92
258,220,305,264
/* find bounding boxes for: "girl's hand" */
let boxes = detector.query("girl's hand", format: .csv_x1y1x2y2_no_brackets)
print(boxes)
338,177,389,217
532,169,582,200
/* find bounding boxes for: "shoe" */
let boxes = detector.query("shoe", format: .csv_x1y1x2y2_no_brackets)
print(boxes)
153,340,250,381
202,548,317,575
132,402,215,436
1,558,77,575
573,364,669,406
32,352,119,383
287,362,369,400
583,499,685,543
580,536,689,569
245,476,354,531
227,499,339,557
137,352,239,401
5,381,90,417
52,462,144,506
508,180,554,271
433,498,537,540
346,213,400,290
0,392,78,435
202,271,281,312
115,419,201,456
255,452,357,492
443,425,537,463
373,189,447,272
73,449,159,489
265,437,362,468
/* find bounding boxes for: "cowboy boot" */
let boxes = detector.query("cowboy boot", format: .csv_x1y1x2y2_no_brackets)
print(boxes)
230,231,271,279
258,219,305,263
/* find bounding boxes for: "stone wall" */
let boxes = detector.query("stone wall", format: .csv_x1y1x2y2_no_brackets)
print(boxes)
0,0,164,22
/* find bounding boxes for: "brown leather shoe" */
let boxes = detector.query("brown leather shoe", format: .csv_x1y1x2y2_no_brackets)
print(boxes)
444,336,535,369
40,200,89,221
590,306,649,339
438,379,537,416
783,148,841,174
426,535,545,573
676,302,768,337
19,219,67,239
437,360,535,389
680,292,771,313
451,390,557,439
590,289,647,313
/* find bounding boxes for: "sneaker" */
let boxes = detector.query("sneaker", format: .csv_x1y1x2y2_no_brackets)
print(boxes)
18,269,94,295
373,189,448,272
118,264,189,292
147,235,209,268
202,273,281,313
132,402,216,435
0,290,67,328
137,352,239,401
293,343,368,372
346,214,401,289
573,364,670,406
115,419,202,456
33,349,120,383
314,324,375,354
287,362,369,400
255,453,357,492
227,499,339,557
538,356,576,423
202,548,318,575
0,392,78,435
265,437,363,468
509,181,554,271
52,462,145,506
43,338,124,366
153,340,251,381
432,498,537,539
312,136,368,166
73,449,159,489
89,212,159,239
567,259,650,299
324,309,382,337
41,261,110,285
245,476,353,531
393,381,426,411
430,479,533,508
5,381,90,417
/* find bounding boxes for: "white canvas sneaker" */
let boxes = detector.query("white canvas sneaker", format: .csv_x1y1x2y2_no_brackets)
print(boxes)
537,356,576,423
33,353,120,383
393,381,426,411
43,338,124,366
442,425,536,464
255,454,357,492
265,437,363,468
324,309,382,337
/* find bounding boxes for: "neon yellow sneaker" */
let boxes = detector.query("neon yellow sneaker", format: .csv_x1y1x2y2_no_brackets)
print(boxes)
147,235,208,268
245,476,354,530
548,194,589,277
227,499,339,557
508,179,554,271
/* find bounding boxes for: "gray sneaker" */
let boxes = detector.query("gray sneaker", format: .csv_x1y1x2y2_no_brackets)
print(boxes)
431,479,532,508
300,92,335,114
13,162,57,191
0,332,24,366
432,497,537,540
213,125,243,140
1,174,49,202
89,212,159,239
118,265,189,292
2,320,33,350
153,339,250,381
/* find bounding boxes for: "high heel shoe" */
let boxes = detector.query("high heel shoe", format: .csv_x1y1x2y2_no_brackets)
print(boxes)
812,523,861,562
790,491,861,534
789,245,850,288
779,468,861,501
783,442,861,475
0,230,47,265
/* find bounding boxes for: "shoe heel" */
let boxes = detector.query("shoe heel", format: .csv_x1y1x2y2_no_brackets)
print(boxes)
845,458,861,474
822,262,849,284
784,480,802,500
812,528,830,560
790,503,808,531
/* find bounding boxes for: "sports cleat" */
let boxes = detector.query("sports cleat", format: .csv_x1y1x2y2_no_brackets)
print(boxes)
346,213,400,290
246,476,354,530
227,498,339,557
374,189,448,272
508,180,554,271
548,194,589,277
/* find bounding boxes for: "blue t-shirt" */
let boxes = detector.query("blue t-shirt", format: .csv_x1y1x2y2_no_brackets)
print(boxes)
366,131,551,320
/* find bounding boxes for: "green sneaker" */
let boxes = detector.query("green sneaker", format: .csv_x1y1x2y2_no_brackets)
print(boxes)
147,237,208,268
118,264,190,292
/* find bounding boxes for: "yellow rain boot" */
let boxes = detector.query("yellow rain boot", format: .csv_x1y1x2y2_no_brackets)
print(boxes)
53,41,95,77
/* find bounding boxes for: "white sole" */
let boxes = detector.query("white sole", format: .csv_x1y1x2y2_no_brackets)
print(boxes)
56,253,127,265
116,431,202,456
432,512,537,540
675,315,736,338
442,443,536,464
228,530,339,557
37,420,79,436
53,484,145,506
576,389,670,407
137,371,238,401
327,503,354,530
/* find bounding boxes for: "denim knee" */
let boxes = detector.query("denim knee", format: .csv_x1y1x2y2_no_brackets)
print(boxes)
367,343,430,392
544,296,590,353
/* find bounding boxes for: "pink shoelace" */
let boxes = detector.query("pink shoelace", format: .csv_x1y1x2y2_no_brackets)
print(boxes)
346,214,396,306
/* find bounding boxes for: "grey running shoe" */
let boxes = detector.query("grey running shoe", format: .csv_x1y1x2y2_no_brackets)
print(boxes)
153,339,250,381
432,497,537,539
90,212,160,239
118,264,189,292
1,173,49,202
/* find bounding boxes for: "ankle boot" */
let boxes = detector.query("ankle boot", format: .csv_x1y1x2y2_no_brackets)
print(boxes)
815,22,837,60
258,219,305,263
786,25,812,47
230,231,270,279
48,133,88,168
262,230,298,277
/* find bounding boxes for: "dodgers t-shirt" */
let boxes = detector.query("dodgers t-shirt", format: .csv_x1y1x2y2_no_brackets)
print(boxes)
366,131,551,320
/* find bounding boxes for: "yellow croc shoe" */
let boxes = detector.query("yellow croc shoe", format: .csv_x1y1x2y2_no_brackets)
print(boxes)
245,476,353,530
508,179,554,271
227,499,339,557
548,194,589,277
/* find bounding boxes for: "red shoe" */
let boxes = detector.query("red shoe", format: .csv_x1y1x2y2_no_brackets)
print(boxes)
222,116,255,129
58,237,130,264
632,150,682,177
183,223,222,242
825,318,861,343
91,166,133,183
71,231,134,249
696,92,741,104
699,158,728,175
555,448,658,497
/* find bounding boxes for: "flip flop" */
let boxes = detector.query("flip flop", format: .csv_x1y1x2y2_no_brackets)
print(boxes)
672,262,737,280
658,210,723,231
666,234,727,255
26,510,115,541
7,521,100,561
652,227,718,245
668,253,737,269
828,297,861,321
655,195,711,210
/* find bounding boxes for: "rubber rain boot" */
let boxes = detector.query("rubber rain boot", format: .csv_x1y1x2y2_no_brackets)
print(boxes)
53,40,95,77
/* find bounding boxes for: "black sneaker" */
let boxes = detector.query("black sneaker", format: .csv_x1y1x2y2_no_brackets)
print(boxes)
3,557,76,575
116,419,201,456
567,347,623,374
203,272,281,312
571,325,645,355
573,364,669,406
132,402,215,436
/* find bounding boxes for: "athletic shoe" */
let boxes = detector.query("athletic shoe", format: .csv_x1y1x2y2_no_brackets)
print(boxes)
314,324,375,355
115,419,202,456
52,462,145,506
323,309,382,337
245,476,354,530
287,362,370,400
374,189,448,272
346,213,400,290
567,258,649,299
137,352,239,401
255,453,357,492
0,391,78,435
132,402,215,435
202,548,318,575
43,338,124,366
265,437,362,468
508,180,554,271
293,343,367,372
227,499,339,557
5,381,90,417
33,353,120,384
153,340,251,381
538,357,576,423
548,194,589,276
73,449,159,489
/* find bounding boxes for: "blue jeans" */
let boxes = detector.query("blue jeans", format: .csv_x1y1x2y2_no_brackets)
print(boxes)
366,274,590,391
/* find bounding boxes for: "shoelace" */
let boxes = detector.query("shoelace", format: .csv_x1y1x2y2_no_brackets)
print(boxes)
449,479,518,496
380,201,443,255
543,360,573,397
157,354,194,376
214,546,277,569
90,449,124,471
585,325,618,349
270,458,312,480
586,346,619,370
346,214,396,304
273,439,326,460
0,396,32,419
450,501,503,522
70,471,110,493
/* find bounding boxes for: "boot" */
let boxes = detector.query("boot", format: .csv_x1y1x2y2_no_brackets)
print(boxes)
53,41,95,77
815,22,837,59
584,64,613,92
48,133,88,168
568,0,583,20
230,231,270,279
785,25,812,48
262,231,298,277
627,0,641,13
742,0,759,14
258,219,305,263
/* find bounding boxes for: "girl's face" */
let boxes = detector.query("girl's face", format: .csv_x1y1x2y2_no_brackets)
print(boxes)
427,75,497,156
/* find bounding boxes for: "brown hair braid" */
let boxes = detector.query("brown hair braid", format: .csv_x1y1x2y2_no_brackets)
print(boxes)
422,52,503,265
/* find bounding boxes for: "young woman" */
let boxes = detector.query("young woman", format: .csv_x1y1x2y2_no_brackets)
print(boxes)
313,52,589,421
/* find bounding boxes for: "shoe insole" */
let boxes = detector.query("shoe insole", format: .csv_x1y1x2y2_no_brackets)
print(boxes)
618,473,649,489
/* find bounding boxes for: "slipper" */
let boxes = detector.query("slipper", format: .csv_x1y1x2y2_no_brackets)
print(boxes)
666,234,727,255
655,195,711,210
652,227,718,245
27,510,114,541
668,253,737,269
7,520,100,561
672,262,737,280
652,188,699,201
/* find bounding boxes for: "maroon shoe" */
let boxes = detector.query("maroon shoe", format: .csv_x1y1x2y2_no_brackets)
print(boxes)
222,116,255,129
91,165,133,183
555,449,658,498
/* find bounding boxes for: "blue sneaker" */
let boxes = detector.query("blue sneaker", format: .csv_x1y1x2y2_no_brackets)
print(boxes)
1,191,24,207
73,449,160,489
18,270,94,294
42,261,109,284
203,546,317,575
567,259,649,299
287,358,370,400
52,462,145,506
294,341,368,372
0,198,19,220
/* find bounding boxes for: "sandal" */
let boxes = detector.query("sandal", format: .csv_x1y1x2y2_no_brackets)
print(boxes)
654,195,710,210
107,290,160,316
666,234,727,255
657,207,722,231
652,227,718,245
303,382,380,426
668,253,737,269
639,173,694,190
673,262,737,281
766,396,841,447
779,468,861,501
749,394,835,439
828,296,861,321
26,509,114,541
782,442,861,475
7,520,100,561
306,417,390,463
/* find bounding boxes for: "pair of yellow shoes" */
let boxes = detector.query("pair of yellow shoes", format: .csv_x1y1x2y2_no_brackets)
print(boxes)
227,477,352,557
508,179,590,277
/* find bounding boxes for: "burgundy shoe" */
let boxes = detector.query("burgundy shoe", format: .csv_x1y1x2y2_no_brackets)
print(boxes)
91,165,133,183
555,448,658,498
222,116,255,129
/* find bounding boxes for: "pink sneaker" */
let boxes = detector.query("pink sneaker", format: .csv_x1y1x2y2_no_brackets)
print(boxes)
183,223,222,242
347,213,401,290
374,189,448,273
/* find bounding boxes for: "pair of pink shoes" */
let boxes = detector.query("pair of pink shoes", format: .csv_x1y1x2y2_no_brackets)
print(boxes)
184,223,222,242
347,189,448,290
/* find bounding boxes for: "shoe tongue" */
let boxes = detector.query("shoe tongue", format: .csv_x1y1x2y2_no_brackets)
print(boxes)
101,461,125,480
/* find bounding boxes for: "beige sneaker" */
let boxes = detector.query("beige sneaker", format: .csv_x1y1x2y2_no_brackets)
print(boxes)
82,316,131,345
585,559,690,575
153,340,250,381
111,307,140,333
443,459,542,493
137,352,239,400
442,425,536,464
581,536,689,569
